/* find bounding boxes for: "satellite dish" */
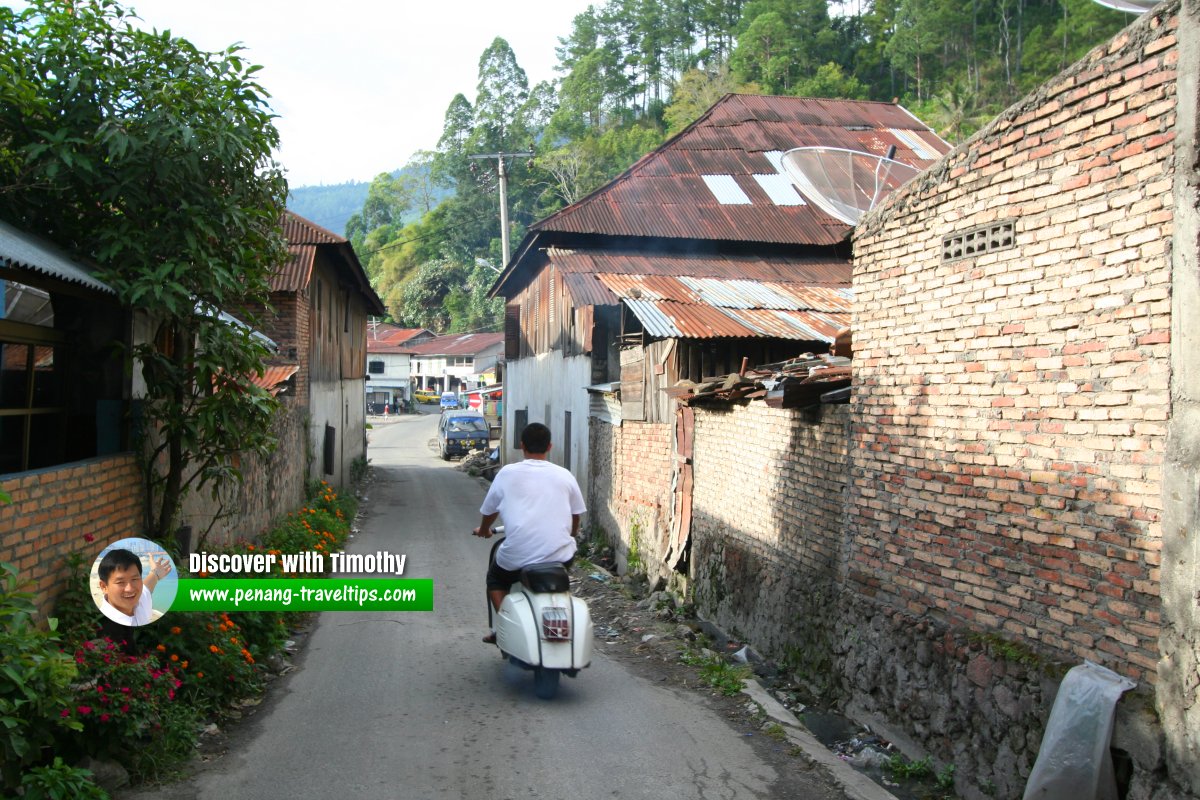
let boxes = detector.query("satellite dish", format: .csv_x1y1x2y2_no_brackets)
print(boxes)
1089,0,1157,11
781,147,922,226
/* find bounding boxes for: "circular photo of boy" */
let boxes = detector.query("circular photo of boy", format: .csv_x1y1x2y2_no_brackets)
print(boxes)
89,538,178,626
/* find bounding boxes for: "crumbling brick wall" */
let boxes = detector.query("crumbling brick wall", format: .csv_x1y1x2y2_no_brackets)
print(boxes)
689,403,850,676
176,401,308,549
0,454,143,617
848,3,1188,796
587,418,672,572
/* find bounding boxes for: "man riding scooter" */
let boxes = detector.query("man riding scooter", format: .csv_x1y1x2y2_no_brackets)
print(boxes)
473,422,586,644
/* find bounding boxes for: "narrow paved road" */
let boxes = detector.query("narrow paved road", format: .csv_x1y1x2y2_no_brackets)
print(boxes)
121,412,844,800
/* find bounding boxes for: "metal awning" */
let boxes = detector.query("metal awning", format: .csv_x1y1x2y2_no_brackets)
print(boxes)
0,219,115,294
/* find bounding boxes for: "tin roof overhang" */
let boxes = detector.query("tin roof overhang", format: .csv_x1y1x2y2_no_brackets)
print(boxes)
0,219,115,295
607,274,852,342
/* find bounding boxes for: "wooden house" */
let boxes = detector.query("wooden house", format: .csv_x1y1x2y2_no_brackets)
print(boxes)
489,94,951,491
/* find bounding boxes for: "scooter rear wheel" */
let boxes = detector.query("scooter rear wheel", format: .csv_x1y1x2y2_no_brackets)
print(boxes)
533,667,560,700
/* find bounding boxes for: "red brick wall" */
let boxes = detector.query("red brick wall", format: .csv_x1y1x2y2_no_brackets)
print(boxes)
851,8,1178,683
587,419,673,570
689,403,850,659
253,292,309,402
0,455,143,616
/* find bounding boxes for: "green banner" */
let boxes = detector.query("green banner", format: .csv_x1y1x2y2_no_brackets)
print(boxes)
174,578,433,612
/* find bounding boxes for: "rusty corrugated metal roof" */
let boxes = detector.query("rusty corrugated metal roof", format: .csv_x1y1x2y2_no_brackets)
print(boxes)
273,212,385,315
623,299,848,341
548,246,850,308
282,212,344,245
368,324,434,349
272,244,315,293
249,364,299,396
405,332,505,357
532,94,949,246
608,273,852,341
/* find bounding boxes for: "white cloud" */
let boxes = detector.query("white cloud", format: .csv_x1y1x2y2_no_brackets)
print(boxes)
124,0,594,186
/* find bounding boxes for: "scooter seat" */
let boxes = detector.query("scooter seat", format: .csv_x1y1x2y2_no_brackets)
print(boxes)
519,562,571,593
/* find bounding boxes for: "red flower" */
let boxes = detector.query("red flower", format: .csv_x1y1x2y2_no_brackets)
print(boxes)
120,704,130,713
77,705,92,715
60,709,70,718
100,713,110,722
84,533,95,542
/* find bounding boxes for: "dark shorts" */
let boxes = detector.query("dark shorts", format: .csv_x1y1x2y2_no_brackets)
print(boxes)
487,556,575,592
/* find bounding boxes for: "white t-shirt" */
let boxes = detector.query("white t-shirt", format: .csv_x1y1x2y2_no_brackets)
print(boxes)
100,585,154,626
481,458,586,571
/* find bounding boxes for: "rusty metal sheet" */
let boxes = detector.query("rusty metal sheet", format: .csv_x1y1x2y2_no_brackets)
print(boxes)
272,244,315,293
532,94,950,246
282,211,343,245
598,275,851,311
406,332,504,357
624,300,849,341
552,248,850,284
249,364,299,396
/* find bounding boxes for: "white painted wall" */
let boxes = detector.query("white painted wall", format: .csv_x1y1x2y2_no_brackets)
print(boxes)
504,352,593,498
309,375,367,490
366,352,411,403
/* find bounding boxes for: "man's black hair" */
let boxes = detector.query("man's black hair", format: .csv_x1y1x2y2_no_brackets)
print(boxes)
520,422,552,454
98,548,142,583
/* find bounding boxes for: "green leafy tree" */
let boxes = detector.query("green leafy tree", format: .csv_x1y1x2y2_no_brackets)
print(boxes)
397,258,470,332
664,65,749,135
0,0,287,538
793,62,869,100
731,11,795,93
471,37,531,153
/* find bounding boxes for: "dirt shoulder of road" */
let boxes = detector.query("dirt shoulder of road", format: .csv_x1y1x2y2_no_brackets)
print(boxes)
569,562,859,800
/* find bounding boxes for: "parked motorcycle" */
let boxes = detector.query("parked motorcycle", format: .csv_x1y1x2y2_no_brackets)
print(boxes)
485,532,593,699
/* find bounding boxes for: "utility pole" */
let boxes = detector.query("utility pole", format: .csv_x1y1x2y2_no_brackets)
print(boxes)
468,151,534,268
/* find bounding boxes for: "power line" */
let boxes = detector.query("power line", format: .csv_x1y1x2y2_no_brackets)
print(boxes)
355,218,479,258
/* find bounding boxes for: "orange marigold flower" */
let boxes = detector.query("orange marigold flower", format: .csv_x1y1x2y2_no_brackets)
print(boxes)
170,654,179,662
197,672,204,678
209,645,220,654
156,644,166,652
182,661,189,668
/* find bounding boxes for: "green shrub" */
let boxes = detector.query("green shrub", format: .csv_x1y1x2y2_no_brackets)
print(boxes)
20,757,110,800
152,612,259,715
58,638,197,780
0,562,82,791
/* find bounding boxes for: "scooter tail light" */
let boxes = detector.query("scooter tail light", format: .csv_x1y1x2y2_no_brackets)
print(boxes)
542,606,571,640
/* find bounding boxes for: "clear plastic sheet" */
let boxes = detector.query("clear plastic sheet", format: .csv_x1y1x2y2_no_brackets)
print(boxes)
1023,661,1136,800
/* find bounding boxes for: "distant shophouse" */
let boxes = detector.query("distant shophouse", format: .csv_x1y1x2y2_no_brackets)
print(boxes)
365,323,434,412
407,332,504,395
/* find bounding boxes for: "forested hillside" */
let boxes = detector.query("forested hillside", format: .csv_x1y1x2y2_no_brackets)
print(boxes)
356,0,1131,333
287,180,369,234
287,160,450,239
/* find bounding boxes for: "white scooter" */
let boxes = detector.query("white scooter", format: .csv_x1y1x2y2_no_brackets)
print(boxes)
486,532,593,699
